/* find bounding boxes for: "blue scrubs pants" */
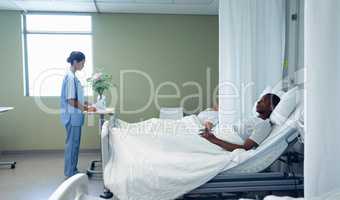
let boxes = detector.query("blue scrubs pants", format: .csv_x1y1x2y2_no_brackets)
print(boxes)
64,122,82,177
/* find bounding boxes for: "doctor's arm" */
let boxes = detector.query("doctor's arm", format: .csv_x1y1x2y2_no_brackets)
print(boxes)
200,132,258,151
68,99,96,112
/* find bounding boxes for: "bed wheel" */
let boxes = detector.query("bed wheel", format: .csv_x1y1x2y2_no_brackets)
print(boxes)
100,191,113,199
10,162,16,169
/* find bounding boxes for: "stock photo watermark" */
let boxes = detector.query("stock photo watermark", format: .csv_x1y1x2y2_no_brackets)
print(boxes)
31,66,305,130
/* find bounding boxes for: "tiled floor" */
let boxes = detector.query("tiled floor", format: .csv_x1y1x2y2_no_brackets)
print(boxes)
0,151,108,200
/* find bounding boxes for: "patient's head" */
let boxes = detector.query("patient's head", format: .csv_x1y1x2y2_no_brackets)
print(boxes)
256,93,280,119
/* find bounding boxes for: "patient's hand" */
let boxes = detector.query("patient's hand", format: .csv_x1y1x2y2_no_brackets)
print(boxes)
200,131,217,142
204,121,214,130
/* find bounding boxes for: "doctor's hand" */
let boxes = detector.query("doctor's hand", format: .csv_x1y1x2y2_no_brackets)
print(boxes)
86,106,97,112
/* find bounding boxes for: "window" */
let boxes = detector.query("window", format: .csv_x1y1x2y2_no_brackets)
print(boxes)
22,14,93,96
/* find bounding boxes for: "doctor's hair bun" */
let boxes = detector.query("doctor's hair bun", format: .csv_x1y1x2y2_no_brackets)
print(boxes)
67,51,85,64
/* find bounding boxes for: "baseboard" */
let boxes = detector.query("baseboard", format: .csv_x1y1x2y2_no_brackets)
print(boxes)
0,148,100,155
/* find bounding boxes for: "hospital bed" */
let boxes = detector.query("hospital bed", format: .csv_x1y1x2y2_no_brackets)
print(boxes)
98,105,304,199
49,105,303,200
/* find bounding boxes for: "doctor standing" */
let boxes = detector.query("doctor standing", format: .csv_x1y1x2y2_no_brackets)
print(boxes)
60,51,96,177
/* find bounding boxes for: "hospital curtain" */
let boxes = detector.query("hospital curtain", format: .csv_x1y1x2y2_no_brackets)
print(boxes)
305,0,340,198
219,0,285,127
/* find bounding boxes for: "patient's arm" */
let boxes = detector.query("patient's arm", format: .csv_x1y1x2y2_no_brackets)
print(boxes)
200,131,258,151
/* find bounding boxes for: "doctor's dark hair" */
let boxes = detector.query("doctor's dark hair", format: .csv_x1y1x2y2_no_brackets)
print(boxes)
264,93,281,110
67,51,85,65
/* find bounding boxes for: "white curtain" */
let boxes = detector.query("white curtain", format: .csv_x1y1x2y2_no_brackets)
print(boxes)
305,0,340,198
219,0,285,127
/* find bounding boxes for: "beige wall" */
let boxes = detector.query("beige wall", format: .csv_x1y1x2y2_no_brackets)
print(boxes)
0,11,218,151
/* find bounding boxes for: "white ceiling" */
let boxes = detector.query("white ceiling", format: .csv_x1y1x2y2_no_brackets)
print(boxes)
0,0,219,15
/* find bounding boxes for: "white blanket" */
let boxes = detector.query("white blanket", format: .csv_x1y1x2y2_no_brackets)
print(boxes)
104,115,251,200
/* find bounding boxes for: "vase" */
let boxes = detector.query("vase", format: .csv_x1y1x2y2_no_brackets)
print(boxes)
96,95,106,110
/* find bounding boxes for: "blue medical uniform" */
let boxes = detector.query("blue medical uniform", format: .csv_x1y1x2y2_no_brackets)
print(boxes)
60,71,84,177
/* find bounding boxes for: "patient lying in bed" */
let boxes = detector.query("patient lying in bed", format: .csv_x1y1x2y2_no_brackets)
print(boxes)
103,93,280,200
200,93,280,151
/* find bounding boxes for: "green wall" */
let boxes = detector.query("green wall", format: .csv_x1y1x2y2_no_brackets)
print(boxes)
0,11,218,151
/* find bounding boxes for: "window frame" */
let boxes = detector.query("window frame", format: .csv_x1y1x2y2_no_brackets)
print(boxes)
22,12,93,97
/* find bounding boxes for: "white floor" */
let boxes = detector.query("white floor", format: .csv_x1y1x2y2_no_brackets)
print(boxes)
0,151,108,200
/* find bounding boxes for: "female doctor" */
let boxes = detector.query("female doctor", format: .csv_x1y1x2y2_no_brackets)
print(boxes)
60,51,96,177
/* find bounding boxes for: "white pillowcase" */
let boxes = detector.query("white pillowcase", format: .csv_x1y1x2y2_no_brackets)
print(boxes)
270,86,298,125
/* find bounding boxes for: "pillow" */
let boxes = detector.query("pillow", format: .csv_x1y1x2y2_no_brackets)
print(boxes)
270,86,298,125
274,90,285,98
271,81,284,95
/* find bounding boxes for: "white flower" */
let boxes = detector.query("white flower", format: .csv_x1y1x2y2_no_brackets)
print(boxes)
93,72,102,81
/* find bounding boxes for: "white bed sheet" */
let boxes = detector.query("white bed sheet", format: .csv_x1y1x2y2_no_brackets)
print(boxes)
104,115,251,200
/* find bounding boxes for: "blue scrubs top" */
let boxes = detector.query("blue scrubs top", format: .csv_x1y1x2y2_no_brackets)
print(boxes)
60,71,85,127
